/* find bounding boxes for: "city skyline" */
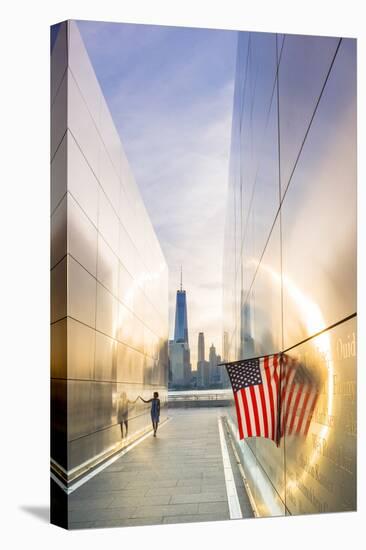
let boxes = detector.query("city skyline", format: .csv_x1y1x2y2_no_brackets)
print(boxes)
77,21,237,366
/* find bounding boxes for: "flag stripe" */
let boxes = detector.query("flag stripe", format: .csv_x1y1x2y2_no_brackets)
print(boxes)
249,386,261,436
238,391,249,438
283,370,297,434
272,354,280,441
293,389,307,434
288,385,303,435
263,356,274,440
240,389,252,437
257,381,269,438
245,387,257,436
238,392,248,437
234,392,244,439
281,366,296,435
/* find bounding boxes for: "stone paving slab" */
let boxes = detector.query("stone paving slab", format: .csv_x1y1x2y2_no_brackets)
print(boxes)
68,408,249,529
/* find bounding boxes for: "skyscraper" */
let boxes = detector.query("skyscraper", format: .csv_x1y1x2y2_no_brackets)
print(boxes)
209,343,219,385
169,269,191,387
198,332,205,362
174,268,189,344
196,332,209,388
240,298,254,359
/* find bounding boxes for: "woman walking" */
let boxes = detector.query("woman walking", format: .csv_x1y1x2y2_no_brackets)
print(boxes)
139,392,160,436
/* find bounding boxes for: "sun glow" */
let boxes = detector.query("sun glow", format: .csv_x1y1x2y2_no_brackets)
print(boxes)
261,263,334,491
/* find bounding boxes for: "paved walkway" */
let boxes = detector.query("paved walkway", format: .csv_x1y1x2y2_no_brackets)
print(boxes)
68,408,253,529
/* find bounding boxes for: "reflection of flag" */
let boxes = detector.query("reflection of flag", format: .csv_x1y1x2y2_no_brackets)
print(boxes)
225,355,281,445
224,353,319,446
280,354,319,438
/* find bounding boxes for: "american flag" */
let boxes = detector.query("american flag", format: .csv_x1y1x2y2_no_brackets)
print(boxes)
225,353,318,445
226,354,281,445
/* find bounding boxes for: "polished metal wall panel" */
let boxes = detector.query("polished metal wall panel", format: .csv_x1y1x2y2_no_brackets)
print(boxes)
68,432,97,472
51,256,67,323
250,220,282,356
118,261,134,311
278,35,340,194
252,437,285,509
67,68,101,179
227,411,285,517
224,31,356,516
51,380,67,468
93,381,117,431
92,424,121,462
99,94,123,179
67,131,99,226
51,132,67,214
96,281,118,338
119,222,137,281
117,301,134,347
51,20,169,480
67,318,95,380
134,286,146,322
98,187,120,255
99,141,121,212
281,38,356,350
51,70,67,159
116,343,144,384
130,316,145,354
95,331,117,381
97,233,119,297
68,193,98,277
240,33,278,228
50,194,67,269
67,380,94,440
68,256,96,328
51,22,67,104
68,21,102,128
51,318,67,379
250,100,279,268
284,317,356,514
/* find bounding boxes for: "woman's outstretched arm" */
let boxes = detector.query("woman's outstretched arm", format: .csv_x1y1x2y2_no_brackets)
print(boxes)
138,396,152,403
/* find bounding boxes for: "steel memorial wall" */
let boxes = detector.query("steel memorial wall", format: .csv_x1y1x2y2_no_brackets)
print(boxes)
223,32,356,516
51,21,169,489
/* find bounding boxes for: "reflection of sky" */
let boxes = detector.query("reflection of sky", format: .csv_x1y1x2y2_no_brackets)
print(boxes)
77,21,237,365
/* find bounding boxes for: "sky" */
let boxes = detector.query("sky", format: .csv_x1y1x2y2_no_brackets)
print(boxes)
78,20,237,367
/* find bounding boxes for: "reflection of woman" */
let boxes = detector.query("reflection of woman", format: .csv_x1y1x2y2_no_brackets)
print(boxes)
118,392,137,439
139,392,160,437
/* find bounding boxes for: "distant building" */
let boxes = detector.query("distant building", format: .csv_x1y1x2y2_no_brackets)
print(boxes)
209,343,222,386
169,340,189,387
240,297,254,359
197,360,210,388
174,271,189,345
169,270,191,388
221,331,231,388
222,331,229,362
198,332,205,362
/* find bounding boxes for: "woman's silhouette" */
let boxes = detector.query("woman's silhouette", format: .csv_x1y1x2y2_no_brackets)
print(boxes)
139,392,160,436
118,392,138,439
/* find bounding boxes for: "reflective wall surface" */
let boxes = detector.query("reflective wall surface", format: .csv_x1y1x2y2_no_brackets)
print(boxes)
223,32,356,515
51,21,169,481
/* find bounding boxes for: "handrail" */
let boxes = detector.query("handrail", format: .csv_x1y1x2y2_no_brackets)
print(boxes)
168,392,232,402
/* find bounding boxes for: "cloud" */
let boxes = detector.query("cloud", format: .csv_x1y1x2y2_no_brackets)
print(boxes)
78,21,237,366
